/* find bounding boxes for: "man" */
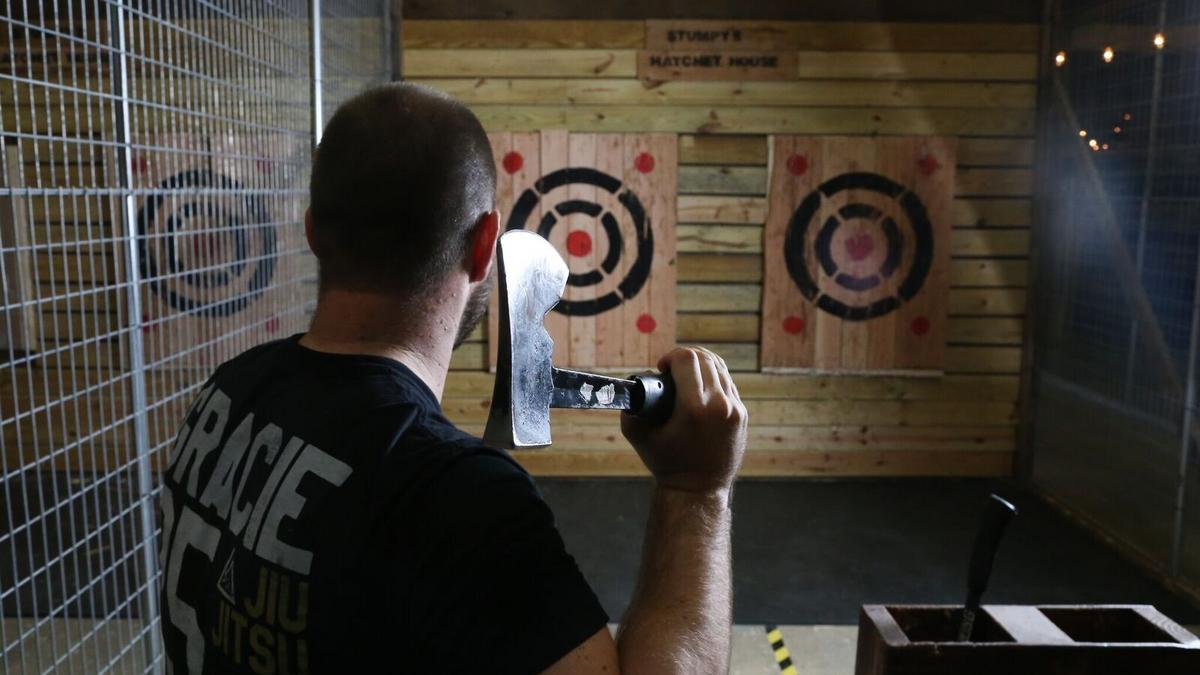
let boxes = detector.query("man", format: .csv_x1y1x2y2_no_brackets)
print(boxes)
159,83,747,674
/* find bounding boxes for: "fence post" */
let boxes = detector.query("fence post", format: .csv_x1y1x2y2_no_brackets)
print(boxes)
389,0,404,80
110,1,165,671
310,0,324,147
1172,241,1200,577
1121,0,1169,403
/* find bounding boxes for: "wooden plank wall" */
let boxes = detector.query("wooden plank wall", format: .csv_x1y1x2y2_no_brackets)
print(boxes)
406,19,1039,477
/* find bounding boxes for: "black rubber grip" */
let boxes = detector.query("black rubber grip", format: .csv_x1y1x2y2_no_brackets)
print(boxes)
630,372,675,424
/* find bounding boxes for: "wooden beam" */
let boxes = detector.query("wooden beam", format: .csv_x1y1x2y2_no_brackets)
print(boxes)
508,449,1013,477
411,78,1037,109
469,105,1035,136
441,370,1020,401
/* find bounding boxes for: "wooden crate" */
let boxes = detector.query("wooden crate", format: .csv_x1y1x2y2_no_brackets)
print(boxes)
856,605,1200,675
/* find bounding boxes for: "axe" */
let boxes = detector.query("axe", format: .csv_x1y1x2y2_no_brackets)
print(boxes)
483,230,675,448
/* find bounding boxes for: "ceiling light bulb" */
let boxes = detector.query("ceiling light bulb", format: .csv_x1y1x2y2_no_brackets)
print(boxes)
1103,46,1115,63
1154,33,1165,49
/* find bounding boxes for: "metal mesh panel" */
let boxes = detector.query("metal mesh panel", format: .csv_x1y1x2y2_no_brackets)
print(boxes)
1031,0,1200,593
319,1,390,128
0,1,387,671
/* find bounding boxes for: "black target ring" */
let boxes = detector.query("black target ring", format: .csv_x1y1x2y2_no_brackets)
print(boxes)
507,167,652,317
784,172,933,322
138,169,276,318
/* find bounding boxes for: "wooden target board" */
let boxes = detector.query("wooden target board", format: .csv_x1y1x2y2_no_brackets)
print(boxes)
487,131,677,370
761,136,956,373
132,134,309,368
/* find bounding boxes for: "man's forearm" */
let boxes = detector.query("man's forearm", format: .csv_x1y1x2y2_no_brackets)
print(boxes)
616,486,732,674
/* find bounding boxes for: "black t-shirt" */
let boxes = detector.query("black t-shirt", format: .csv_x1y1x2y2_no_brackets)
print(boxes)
159,335,608,674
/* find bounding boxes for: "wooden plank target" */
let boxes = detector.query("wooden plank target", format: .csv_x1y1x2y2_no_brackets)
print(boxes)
132,133,309,368
761,135,955,374
488,131,677,370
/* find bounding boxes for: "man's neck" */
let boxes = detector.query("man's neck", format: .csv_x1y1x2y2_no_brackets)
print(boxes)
299,286,462,400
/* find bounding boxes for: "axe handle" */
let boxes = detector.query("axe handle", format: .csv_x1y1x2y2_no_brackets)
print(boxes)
550,368,675,424
630,372,675,424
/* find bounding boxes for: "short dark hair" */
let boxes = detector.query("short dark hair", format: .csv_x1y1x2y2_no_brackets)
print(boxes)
308,83,496,293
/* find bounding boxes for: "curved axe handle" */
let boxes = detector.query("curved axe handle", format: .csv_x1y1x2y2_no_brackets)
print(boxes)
630,372,675,424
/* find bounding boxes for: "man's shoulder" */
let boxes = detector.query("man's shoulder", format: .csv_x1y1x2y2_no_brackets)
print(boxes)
400,420,530,486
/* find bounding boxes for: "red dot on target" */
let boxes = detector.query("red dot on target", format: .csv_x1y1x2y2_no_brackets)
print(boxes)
266,316,280,334
783,316,805,335
134,155,148,174
786,154,808,176
502,151,523,175
634,152,655,173
917,154,940,176
256,158,272,174
911,316,931,336
566,230,592,257
636,313,657,334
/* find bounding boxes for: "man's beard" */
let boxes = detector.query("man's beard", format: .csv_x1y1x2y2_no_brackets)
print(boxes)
453,273,491,349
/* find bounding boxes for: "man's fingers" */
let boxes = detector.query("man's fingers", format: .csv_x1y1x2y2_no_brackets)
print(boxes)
665,348,705,405
699,351,722,396
717,364,737,401
692,346,734,401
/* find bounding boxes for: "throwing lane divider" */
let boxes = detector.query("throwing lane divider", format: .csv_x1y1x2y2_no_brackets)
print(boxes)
765,625,799,675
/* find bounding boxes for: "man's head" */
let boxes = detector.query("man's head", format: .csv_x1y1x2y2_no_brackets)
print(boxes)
307,83,498,346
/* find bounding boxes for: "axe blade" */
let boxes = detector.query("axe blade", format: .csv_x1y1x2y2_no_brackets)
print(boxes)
483,231,569,449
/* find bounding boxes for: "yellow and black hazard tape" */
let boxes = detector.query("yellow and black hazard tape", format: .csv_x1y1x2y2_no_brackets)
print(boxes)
765,625,799,675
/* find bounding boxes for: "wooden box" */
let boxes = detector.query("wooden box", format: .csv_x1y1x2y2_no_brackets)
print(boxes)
855,604,1200,675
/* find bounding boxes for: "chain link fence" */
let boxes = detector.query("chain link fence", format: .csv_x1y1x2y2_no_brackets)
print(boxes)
0,1,390,671
1030,0,1200,598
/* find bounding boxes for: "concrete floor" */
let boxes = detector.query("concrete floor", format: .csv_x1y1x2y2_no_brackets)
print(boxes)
3,476,1199,672
0,620,861,674
541,478,1200,626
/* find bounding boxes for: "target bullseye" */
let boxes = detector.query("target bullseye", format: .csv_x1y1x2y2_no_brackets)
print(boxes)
844,233,874,261
567,230,593,257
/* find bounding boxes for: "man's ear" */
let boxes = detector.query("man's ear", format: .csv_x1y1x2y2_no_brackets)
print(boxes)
468,210,500,283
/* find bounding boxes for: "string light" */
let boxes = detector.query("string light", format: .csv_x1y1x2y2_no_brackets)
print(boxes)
1154,33,1165,49
1102,143,1110,151
1079,129,1088,137
1103,46,1115,63
1124,112,1132,121
1090,139,1100,151
1055,51,1067,66
1114,126,1122,134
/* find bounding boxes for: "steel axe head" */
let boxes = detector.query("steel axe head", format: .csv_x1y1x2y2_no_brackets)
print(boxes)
483,230,569,449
